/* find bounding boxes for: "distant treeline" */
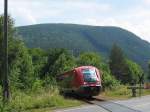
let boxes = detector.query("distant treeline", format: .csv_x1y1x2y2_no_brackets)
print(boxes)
17,23,150,71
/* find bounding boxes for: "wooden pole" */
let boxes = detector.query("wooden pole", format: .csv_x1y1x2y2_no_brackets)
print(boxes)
3,0,10,102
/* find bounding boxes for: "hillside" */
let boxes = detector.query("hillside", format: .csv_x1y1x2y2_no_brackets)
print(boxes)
16,24,150,69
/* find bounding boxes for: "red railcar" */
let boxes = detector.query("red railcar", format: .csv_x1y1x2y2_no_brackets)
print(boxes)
57,66,102,97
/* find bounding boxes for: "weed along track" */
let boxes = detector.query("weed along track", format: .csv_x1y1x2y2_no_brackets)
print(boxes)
82,97,141,112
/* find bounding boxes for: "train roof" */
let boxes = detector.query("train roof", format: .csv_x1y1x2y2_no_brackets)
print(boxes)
57,66,97,76
74,66,97,70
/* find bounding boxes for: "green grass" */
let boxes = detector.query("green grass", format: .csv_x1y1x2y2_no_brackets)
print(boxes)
100,85,150,100
23,107,54,112
1,85,150,112
100,85,131,100
0,87,82,112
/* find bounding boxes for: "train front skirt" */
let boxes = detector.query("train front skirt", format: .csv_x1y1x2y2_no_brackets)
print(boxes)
77,85,101,96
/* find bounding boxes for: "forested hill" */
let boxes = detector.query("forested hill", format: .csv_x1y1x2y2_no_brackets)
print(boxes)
16,24,150,69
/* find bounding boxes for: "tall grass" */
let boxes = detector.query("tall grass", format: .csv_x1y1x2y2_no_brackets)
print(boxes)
101,84,150,100
101,85,132,100
0,85,81,112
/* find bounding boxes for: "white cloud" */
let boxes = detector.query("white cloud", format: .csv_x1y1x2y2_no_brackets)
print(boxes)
80,4,150,42
84,18,150,42
6,0,111,25
143,0,150,5
0,0,150,42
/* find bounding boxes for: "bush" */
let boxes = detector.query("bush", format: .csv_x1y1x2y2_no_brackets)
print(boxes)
0,86,11,112
7,87,80,112
102,71,120,90
0,85,80,112
43,76,57,87
31,79,43,92
103,85,131,99
100,63,120,90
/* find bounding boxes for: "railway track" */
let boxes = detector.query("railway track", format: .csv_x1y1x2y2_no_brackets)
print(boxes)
83,97,141,112
55,94,143,112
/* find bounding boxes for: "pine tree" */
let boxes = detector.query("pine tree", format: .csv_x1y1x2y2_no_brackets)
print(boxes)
109,44,144,84
109,44,127,83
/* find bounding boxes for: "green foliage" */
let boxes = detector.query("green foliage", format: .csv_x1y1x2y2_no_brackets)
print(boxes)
8,88,80,112
148,61,150,80
0,15,148,111
103,85,131,99
42,49,76,78
0,102,10,112
0,15,15,40
77,52,101,67
0,15,34,90
109,44,144,84
28,48,47,78
0,15,15,58
9,39,34,89
0,86,80,112
0,15,15,84
17,24,150,70
51,53,76,76
109,44,127,83
125,59,143,83
77,52,120,89
0,86,10,112
31,79,43,92
100,63,120,90
43,76,58,88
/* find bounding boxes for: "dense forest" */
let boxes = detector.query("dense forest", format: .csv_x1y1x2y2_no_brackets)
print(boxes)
0,15,149,112
17,24,150,70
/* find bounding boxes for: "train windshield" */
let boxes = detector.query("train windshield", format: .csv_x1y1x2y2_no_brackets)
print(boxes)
82,68,97,82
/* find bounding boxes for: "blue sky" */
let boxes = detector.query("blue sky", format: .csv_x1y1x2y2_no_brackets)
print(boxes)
0,0,150,42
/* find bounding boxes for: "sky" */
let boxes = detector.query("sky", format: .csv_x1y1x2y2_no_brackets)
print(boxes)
0,0,150,42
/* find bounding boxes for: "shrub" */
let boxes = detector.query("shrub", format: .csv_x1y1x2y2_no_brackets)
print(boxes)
31,79,43,92
8,87,80,112
102,71,120,90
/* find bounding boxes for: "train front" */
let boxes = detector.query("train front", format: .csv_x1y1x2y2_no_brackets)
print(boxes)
78,66,102,97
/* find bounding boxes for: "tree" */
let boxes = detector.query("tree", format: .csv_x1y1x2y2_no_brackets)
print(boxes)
125,59,143,84
109,44,144,84
0,15,15,83
100,63,120,90
78,52,120,89
50,53,76,76
9,39,34,89
109,44,127,83
148,61,150,80
0,15,15,100
0,15,34,89
28,48,47,78
77,52,101,68
41,49,76,78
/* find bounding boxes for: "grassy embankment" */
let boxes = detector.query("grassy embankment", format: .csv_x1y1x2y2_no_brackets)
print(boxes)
0,86,82,112
101,85,150,100
1,85,150,112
